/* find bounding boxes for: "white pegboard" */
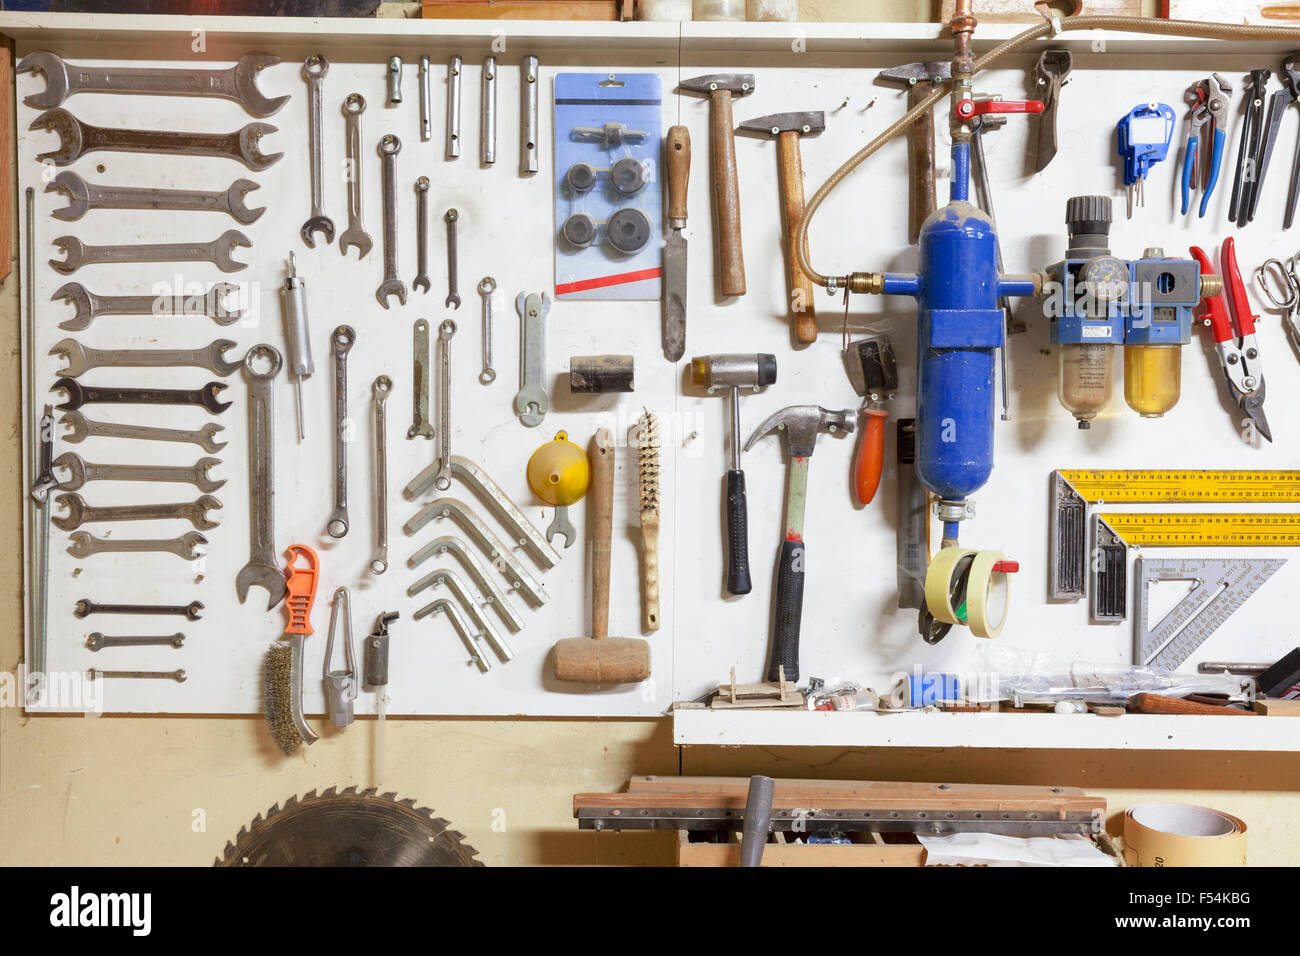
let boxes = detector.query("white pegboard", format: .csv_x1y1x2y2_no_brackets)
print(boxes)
11,15,1300,747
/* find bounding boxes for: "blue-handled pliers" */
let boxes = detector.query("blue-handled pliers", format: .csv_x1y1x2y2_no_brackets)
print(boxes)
1182,73,1233,218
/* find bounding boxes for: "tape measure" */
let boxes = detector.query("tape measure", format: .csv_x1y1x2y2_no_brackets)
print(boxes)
1056,469,1300,503
1095,512,1300,546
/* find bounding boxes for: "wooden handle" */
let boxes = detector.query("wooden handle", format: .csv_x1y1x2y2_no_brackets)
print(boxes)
1132,693,1256,716
853,408,888,505
590,429,614,641
641,516,660,632
666,124,691,224
711,90,746,296
905,83,937,245
777,131,817,343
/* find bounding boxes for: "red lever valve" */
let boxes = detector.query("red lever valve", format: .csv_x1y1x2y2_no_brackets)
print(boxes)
955,98,1044,121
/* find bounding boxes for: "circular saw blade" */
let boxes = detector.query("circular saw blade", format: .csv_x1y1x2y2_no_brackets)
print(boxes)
215,786,482,867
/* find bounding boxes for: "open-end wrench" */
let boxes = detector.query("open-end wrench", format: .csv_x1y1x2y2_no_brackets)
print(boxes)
435,319,457,491
339,93,373,258
54,452,225,493
408,318,434,439
376,134,407,308
31,108,281,171
51,338,241,378
301,55,335,247
237,345,286,610
49,171,264,225
18,51,288,117
60,411,226,454
50,231,251,275
69,531,207,561
371,376,392,575
53,281,242,332
89,668,187,682
76,599,204,621
53,378,230,414
514,291,550,427
327,326,354,538
86,632,185,652
53,492,222,532
477,277,497,384
413,177,431,293
444,208,461,308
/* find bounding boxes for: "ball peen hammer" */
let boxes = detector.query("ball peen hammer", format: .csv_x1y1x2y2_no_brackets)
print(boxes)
677,74,753,297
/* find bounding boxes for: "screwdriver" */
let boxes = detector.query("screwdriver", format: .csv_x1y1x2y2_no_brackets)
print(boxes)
279,252,315,441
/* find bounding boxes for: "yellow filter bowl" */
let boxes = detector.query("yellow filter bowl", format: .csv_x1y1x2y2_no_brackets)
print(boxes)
526,431,590,506
1124,345,1182,418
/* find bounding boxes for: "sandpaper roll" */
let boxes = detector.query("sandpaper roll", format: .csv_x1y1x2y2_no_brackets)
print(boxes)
1123,803,1247,867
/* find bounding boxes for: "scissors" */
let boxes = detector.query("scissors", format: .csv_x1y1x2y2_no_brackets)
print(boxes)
1256,252,1300,353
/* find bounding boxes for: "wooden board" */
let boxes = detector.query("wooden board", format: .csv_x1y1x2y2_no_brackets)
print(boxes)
1255,697,1300,715
1163,1,1291,23
422,0,619,18
675,829,927,867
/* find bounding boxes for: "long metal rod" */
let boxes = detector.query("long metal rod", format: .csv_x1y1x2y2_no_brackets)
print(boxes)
26,186,49,702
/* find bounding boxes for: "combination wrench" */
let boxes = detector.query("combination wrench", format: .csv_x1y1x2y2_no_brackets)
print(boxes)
53,378,231,414
60,411,226,454
339,94,373,258
49,171,264,225
18,51,288,117
514,291,550,427
477,277,497,384
408,318,434,439
32,108,281,171
50,231,251,274
53,492,222,532
236,344,287,610
51,338,241,378
327,326,354,539
69,531,208,561
376,134,407,308
76,599,205,621
435,319,457,491
88,668,187,682
444,208,461,308
413,177,431,293
53,281,242,332
87,633,185,652
301,55,335,247
53,451,225,493
371,376,392,575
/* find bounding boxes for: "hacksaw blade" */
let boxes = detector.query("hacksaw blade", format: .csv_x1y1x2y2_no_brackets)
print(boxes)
1135,557,1286,670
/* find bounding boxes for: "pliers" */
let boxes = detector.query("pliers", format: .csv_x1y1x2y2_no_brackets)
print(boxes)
1191,238,1272,442
1182,73,1232,218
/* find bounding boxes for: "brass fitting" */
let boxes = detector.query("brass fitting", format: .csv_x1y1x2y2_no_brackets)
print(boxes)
847,272,886,295
1200,273,1224,299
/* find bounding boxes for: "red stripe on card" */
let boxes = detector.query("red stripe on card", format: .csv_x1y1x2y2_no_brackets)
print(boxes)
556,267,662,294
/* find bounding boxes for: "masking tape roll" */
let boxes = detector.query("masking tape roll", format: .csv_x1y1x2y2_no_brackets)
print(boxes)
924,547,977,625
1123,803,1247,867
966,549,1011,639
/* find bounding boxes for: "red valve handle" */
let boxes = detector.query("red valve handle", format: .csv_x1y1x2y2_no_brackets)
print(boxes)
954,98,1045,120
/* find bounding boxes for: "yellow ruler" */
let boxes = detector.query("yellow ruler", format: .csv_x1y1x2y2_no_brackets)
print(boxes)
1057,469,1300,503
1095,513,1300,546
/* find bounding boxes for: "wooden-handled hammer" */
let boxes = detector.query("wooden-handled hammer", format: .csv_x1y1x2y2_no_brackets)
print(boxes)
877,61,951,245
678,73,753,297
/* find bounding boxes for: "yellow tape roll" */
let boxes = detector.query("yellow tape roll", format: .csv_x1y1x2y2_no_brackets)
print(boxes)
924,547,977,625
966,549,1011,639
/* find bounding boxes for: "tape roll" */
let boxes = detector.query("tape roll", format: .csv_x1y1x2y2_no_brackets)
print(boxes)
1123,803,1247,867
966,549,1011,639
924,548,976,625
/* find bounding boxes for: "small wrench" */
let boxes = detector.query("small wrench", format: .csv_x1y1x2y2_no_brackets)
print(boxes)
376,134,407,308
408,318,434,439
478,277,497,384
54,451,225,493
53,492,222,532
53,281,242,332
60,411,226,454
88,668,187,682
327,326,354,538
18,50,287,117
339,93,373,258
49,171,264,225
371,375,392,575
68,531,208,561
51,338,241,378
53,378,231,414
301,55,335,247
87,632,185,652
236,344,287,610
444,208,462,308
413,177,431,293
514,291,550,427
31,108,281,171
76,599,204,621
50,231,251,275
435,319,457,491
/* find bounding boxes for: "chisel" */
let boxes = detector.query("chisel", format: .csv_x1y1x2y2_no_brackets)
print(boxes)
662,125,690,361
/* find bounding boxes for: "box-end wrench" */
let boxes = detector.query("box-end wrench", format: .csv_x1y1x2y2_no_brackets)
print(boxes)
53,281,242,332
327,326,354,539
521,55,539,175
69,531,208,561
481,56,497,165
87,632,185,652
514,291,550,427
50,231,251,275
89,668,186,682
478,277,497,384
339,94,373,258
53,378,231,414
31,108,281,171
444,208,461,308
413,177,431,293
53,492,222,532
53,451,225,493
434,319,457,491
408,318,434,439
236,345,287,610
60,411,226,454
447,55,462,159
51,338,241,378
371,375,392,575
301,55,335,247
49,171,265,225
376,134,407,308
18,51,288,117
76,599,205,621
